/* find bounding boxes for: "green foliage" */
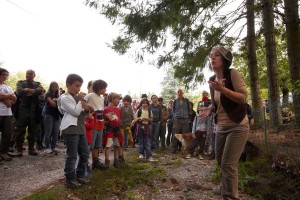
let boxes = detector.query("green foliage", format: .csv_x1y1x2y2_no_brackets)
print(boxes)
86,0,247,88
235,25,290,95
160,67,184,103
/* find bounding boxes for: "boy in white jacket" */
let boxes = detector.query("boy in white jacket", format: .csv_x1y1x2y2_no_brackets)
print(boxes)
186,102,210,160
58,74,93,188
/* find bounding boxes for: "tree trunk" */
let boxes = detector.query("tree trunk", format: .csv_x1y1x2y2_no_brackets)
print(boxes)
281,88,289,107
283,0,300,128
261,0,282,128
246,0,264,127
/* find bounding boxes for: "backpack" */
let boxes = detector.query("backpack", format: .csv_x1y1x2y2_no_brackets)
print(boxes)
137,108,151,118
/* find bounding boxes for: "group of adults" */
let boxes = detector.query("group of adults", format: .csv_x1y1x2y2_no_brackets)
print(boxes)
0,46,250,199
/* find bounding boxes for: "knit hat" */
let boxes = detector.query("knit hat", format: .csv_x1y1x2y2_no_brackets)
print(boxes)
212,46,233,68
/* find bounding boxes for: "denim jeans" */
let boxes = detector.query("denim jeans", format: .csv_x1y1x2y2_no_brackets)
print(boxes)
44,115,61,149
64,134,89,181
159,124,166,148
138,128,152,159
151,121,160,149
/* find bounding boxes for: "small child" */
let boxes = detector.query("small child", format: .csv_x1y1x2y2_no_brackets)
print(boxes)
131,98,155,162
120,95,134,149
85,112,94,149
57,74,93,188
84,79,107,170
103,92,123,168
186,102,210,160
84,111,95,176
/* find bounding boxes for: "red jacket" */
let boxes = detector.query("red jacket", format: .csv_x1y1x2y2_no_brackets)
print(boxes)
85,117,94,145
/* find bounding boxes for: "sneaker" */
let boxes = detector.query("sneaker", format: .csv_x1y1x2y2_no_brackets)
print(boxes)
185,154,192,159
138,154,144,159
7,152,19,158
148,157,156,162
52,148,61,153
0,153,12,161
64,180,82,189
198,155,204,160
44,149,53,154
77,176,90,184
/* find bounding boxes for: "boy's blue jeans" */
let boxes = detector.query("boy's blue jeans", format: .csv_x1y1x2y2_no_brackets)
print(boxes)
64,134,89,182
138,128,152,159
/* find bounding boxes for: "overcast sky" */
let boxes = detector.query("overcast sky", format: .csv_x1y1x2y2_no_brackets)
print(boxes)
0,0,169,96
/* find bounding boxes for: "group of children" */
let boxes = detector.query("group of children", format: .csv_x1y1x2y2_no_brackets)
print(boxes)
58,73,158,188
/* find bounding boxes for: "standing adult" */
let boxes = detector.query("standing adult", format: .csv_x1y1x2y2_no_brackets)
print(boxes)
158,97,168,150
15,69,44,156
0,68,17,162
166,100,174,148
149,95,162,150
43,81,61,154
172,89,191,154
201,46,249,199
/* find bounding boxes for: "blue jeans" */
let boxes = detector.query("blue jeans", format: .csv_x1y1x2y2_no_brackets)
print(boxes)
151,122,160,149
44,115,61,149
64,134,89,182
138,128,152,159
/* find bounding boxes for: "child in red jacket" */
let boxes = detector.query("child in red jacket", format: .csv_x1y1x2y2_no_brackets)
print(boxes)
85,112,95,147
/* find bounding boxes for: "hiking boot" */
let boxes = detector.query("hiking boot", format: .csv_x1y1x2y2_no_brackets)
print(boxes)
28,144,38,156
64,180,82,189
52,148,61,153
0,153,12,161
119,155,125,163
113,159,120,168
105,159,110,168
28,149,38,156
92,159,108,170
77,176,90,184
15,144,23,157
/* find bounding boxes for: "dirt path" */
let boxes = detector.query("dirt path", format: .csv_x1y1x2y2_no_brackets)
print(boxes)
0,143,253,200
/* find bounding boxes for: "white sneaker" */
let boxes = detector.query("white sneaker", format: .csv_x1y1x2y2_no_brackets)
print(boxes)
52,148,61,153
148,157,156,162
44,149,52,154
198,155,204,160
138,154,144,159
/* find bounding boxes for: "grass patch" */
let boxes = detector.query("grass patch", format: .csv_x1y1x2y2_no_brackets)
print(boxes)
172,158,183,167
210,155,300,199
26,152,166,200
